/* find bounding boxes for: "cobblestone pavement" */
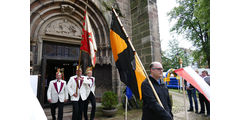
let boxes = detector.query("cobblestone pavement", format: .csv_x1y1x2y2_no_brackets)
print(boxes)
44,91,210,120
170,91,210,120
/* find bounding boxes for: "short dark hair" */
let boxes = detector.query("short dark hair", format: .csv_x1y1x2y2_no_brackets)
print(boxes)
202,70,208,75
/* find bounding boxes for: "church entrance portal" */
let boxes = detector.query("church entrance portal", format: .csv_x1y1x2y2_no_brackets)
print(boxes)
43,59,77,106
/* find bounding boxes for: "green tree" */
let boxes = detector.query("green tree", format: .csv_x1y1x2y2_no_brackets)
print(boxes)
194,0,210,35
162,39,191,71
161,51,172,71
167,0,210,67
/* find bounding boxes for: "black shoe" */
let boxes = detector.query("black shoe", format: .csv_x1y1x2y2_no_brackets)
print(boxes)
198,111,205,114
205,114,210,117
187,109,193,112
195,111,198,113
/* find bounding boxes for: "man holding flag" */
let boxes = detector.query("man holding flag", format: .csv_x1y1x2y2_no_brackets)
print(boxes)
72,8,97,120
110,8,171,120
67,66,92,120
141,62,173,120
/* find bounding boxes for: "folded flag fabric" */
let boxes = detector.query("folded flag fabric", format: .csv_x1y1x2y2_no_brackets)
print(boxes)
80,10,97,67
110,9,146,100
175,66,210,101
126,86,133,100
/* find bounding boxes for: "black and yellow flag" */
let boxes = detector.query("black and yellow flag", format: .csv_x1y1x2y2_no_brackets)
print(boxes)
110,9,146,100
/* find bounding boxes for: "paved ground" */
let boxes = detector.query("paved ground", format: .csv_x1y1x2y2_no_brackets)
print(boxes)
44,90,210,120
170,91,210,120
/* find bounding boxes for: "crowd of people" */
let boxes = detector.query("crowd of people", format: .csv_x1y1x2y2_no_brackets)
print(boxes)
47,66,96,120
46,61,210,120
140,62,210,120
186,70,210,117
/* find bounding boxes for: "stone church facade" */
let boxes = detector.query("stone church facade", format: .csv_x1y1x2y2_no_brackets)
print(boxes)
30,0,161,106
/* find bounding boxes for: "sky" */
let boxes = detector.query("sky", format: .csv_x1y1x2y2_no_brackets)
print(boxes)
157,0,195,51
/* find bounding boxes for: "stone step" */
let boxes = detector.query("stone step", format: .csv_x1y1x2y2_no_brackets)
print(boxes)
44,103,102,120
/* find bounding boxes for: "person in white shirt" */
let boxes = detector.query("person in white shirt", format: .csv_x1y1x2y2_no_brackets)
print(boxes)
47,71,68,120
83,67,96,120
67,66,92,120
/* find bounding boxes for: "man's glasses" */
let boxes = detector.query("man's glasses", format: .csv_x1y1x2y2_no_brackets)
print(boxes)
152,68,163,71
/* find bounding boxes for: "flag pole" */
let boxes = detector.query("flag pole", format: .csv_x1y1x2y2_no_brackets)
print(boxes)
78,0,88,69
112,7,164,109
77,0,89,96
125,95,128,120
179,58,188,120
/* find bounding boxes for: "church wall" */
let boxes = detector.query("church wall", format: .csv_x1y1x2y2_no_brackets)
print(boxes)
30,0,162,105
130,0,162,74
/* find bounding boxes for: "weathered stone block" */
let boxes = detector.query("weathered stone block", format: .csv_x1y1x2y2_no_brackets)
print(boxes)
142,47,151,55
141,30,150,37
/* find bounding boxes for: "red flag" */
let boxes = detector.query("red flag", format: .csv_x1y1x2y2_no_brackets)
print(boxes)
80,11,97,67
175,66,210,101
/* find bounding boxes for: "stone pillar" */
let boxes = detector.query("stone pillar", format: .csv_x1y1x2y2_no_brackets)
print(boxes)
148,0,162,62
130,0,161,73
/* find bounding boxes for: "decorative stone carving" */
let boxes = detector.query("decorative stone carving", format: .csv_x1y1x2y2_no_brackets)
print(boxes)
97,56,111,65
98,43,110,50
45,19,81,39
61,5,75,14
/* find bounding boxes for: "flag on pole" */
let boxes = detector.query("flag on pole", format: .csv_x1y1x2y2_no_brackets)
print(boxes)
110,9,146,100
80,10,97,67
126,86,133,100
175,66,210,101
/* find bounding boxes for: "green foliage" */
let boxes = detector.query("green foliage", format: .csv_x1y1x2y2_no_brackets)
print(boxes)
135,98,143,108
162,39,192,71
194,0,210,35
167,0,210,67
161,52,172,71
101,91,118,110
192,49,208,67
102,0,124,17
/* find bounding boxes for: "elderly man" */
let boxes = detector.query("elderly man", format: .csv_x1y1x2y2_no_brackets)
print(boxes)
67,66,92,120
47,71,68,120
141,62,173,120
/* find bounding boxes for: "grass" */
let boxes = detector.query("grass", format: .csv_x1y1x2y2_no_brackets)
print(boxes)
169,88,181,93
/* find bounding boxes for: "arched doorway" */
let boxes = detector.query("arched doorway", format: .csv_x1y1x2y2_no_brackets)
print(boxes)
30,0,113,106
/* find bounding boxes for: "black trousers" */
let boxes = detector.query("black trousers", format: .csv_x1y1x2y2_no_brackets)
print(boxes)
72,98,84,120
198,92,205,113
198,92,210,115
50,100,64,120
83,92,96,120
202,94,210,115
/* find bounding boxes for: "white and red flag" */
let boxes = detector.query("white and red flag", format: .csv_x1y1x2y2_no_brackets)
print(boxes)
175,66,210,101
80,11,97,67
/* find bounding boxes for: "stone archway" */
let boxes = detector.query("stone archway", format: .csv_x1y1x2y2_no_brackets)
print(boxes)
30,0,111,67
30,0,113,105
